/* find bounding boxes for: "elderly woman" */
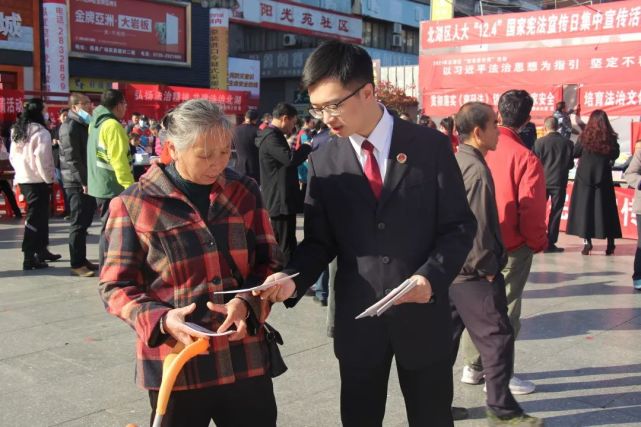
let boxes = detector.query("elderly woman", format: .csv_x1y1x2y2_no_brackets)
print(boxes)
99,99,283,426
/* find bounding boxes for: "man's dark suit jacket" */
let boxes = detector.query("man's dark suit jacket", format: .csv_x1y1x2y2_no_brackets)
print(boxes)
533,131,575,188
257,126,311,217
284,117,476,369
232,123,260,183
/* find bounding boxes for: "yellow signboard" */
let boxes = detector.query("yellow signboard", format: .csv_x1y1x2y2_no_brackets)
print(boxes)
69,77,114,93
431,0,454,21
209,8,229,90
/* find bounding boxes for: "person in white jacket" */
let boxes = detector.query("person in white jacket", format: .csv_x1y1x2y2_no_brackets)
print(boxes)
9,98,61,269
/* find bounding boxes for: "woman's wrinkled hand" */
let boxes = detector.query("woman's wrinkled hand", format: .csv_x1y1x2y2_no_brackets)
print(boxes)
207,298,248,341
163,303,207,346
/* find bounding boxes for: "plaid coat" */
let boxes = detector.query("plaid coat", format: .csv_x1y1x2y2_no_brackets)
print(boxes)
99,163,283,390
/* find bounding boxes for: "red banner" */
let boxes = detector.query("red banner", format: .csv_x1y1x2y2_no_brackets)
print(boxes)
421,85,562,118
578,83,641,118
121,84,249,119
421,0,641,51
0,90,24,122
68,0,190,66
420,41,641,91
551,182,637,240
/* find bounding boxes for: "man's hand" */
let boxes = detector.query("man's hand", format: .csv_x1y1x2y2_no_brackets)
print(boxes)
252,272,296,303
207,298,248,341
163,303,206,346
393,275,434,305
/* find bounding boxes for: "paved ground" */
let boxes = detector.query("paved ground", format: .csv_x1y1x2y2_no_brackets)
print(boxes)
0,216,640,426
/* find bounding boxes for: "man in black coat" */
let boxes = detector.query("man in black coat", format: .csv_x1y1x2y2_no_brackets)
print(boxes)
257,41,476,427
257,102,311,263
232,109,260,183
59,93,98,277
534,116,575,252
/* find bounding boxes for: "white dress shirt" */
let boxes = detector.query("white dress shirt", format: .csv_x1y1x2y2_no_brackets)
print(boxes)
349,105,393,182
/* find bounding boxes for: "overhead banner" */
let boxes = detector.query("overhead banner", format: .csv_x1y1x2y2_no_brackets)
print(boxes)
421,0,641,50
121,84,249,118
43,0,69,97
68,0,191,66
231,0,362,43
419,41,641,90
0,1,35,51
422,85,562,117
210,8,229,90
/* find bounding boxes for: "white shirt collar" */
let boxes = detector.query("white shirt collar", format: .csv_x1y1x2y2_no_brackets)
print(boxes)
348,105,393,154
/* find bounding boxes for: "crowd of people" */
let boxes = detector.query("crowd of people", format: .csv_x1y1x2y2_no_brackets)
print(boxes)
1,39,640,427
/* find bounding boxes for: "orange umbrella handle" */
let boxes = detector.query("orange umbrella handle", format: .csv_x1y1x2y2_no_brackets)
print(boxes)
150,338,210,427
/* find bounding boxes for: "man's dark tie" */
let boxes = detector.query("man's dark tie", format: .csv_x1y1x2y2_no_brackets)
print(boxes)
361,140,382,200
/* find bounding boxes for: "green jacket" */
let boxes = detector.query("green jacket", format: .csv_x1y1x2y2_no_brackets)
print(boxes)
87,105,134,199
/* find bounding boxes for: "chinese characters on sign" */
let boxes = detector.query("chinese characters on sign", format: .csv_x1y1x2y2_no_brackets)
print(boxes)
68,0,190,66
423,86,561,116
0,91,25,121
420,41,641,90
227,57,260,101
0,11,22,38
43,1,69,97
123,84,248,116
421,0,641,50
232,0,362,43
210,9,229,90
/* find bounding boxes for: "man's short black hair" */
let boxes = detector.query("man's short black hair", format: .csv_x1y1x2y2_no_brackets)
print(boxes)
555,101,566,112
498,90,533,129
101,89,125,110
272,102,298,119
301,40,374,91
455,102,493,142
245,109,259,121
132,112,141,117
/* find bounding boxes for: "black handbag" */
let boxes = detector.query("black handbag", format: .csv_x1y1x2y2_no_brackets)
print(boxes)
214,238,288,378
263,322,288,378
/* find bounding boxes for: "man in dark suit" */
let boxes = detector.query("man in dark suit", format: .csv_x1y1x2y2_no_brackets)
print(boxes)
257,102,311,263
256,41,476,426
232,109,260,183
534,116,575,252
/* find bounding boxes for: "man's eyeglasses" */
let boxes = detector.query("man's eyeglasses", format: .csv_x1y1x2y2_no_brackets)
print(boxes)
308,82,369,120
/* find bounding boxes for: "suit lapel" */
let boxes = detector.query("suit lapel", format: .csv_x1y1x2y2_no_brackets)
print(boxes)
335,136,377,208
378,118,410,209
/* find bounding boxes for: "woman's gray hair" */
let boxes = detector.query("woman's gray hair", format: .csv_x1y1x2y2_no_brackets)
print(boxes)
165,99,233,151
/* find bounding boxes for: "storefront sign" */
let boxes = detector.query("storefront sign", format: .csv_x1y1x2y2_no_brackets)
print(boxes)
43,0,69,96
69,77,114,93
210,8,229,90
421,0,641,50
228,57,260,100
121,84,249,118
0,1,34,52
232,0,362,43
68,0,191,66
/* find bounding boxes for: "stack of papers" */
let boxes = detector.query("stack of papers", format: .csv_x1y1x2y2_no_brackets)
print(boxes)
355,278,418,319
212,273,300,295
184,322,236,337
